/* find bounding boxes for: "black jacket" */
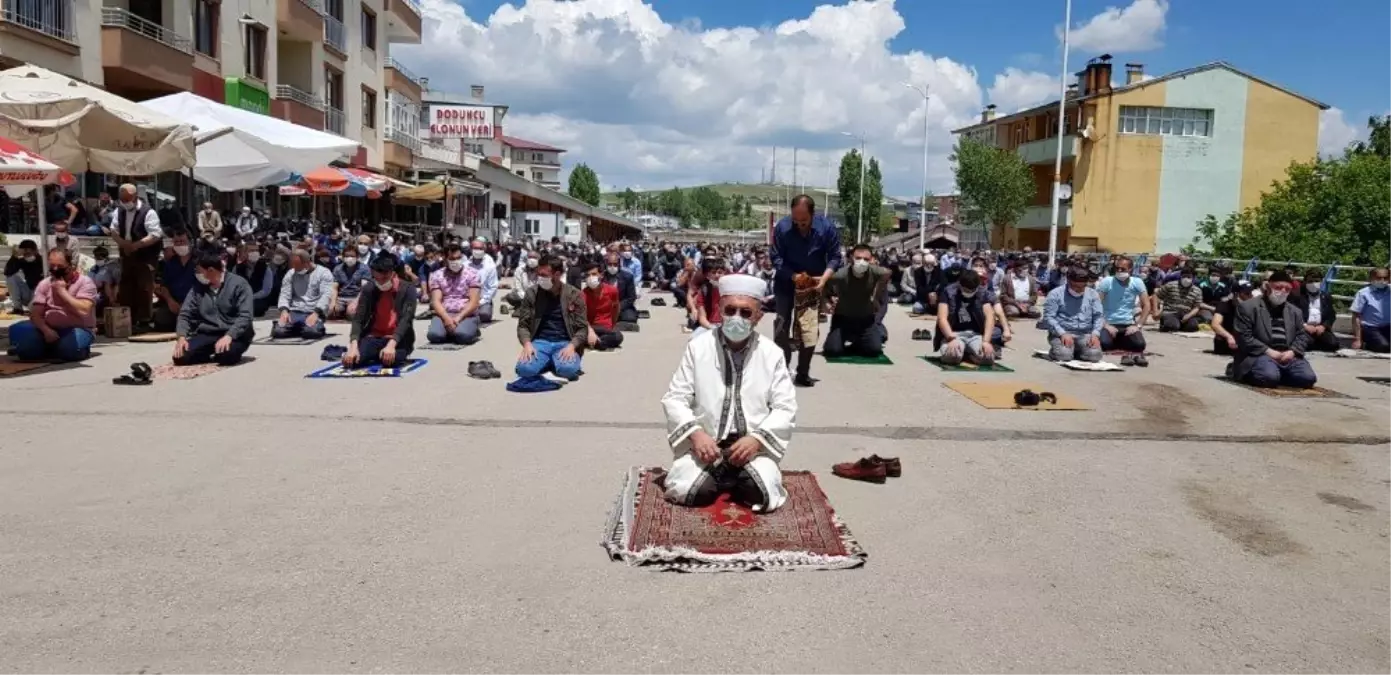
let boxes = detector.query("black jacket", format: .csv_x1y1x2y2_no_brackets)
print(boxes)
606,269,637,310
1291,291,1335,329
350,280,419,350
1232,297,1312,380
913,266,945,306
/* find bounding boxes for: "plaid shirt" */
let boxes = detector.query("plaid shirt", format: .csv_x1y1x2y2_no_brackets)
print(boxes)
1157,281,1203,315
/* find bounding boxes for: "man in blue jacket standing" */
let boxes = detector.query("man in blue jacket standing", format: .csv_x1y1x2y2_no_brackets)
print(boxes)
770,195,843,387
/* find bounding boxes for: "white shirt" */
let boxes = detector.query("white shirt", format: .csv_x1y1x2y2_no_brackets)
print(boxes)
109,200,163,241
1011,276,1031,302
1307,296,1322,325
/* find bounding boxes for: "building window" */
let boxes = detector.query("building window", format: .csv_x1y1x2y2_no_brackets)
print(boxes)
464,142,484,155
194,0,218,57
532,171,544,181
532,152,543,162
1119,106,1212,137
524,218,541,235
361,7,376,51
515,170,524,177
361,87,377,129
244,24,267,79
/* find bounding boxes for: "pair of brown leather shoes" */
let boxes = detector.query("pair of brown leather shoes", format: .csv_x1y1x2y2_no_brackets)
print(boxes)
831,455,902,484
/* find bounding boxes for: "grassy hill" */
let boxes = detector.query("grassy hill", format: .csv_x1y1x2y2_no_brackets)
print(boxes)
602,182,841,209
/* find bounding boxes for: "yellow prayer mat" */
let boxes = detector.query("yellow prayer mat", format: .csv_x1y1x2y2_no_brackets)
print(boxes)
944,381,1092,411
128,332,179,343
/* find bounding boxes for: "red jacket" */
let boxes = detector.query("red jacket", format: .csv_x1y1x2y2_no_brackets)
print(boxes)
585,282,619,330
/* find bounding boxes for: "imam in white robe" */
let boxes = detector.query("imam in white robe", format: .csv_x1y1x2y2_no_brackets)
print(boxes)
660,329,797,512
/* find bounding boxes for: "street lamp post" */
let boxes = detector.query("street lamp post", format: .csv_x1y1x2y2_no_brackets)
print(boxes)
841,131,867,243
904,82,930,251
1048,0,1073,263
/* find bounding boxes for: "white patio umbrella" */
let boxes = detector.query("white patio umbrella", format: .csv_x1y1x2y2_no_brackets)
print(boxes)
0,65,195,175
140,92,360,191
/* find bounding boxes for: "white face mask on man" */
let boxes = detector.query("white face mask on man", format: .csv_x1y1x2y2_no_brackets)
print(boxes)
852,259,870,275
447,259,465,272
721,315,754,341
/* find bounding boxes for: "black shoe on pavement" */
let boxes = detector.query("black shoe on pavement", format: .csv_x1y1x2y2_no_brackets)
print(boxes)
1134,354,1149,367
794,375,815,388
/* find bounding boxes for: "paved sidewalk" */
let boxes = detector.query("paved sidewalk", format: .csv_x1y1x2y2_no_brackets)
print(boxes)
1,298,1387,672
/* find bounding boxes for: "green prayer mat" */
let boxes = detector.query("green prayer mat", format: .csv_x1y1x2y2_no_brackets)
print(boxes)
822,353,894,365
919,355,1015,372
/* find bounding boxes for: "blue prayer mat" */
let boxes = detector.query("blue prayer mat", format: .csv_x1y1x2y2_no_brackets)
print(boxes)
506,376,563,393
307,359,427,378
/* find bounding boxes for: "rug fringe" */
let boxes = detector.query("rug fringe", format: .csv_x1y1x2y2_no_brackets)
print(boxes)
600,465,645,560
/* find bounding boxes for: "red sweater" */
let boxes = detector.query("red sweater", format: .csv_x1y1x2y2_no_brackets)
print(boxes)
585,282,619,329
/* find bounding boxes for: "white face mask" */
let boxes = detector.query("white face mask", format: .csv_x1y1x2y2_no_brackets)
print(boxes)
537,277,554,291
606,265,619,275
414,247,426,257
1306,283,1321,294
527,259,539,269
1115,272,1130,283
1067,287,1084,298
852,259,870,275
960,289,976,299
1268,291,1288,305
342,256,357,267
1180,278,1193,288
472,249,485,260
447,259,465,272
1372,281,1389,291
721,315,754,342
121,200,137,211
226,247,237,255
585,276,601,289
195,273,209,285
357,244,369,255
248,252,261,263
272,256,286,265
173,245,190,256
374,278,394,291
621,251,633,259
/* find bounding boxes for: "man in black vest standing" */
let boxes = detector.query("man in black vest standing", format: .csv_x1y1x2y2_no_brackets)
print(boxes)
104,183,165,330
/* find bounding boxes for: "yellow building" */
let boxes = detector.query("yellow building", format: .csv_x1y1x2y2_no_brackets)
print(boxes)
952,59,1327,254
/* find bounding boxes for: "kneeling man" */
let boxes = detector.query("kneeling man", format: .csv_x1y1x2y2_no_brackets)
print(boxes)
172,254,255,365
660,273,797,513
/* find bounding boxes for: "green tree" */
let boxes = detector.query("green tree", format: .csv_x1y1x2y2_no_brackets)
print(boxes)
619,187,640,211
566,163,602,206
688,186,728,225
1187,116,1390,265
837,149,865,241
864,157,886,235
657,187,686,219
952,138,1033,230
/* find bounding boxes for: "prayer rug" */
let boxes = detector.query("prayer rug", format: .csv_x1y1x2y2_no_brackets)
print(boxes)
1332,349,1391,359
1030,350,1123,371
919,355,1015,372
128,332,178,343
907,313,934,321
1103,350,1161,357
150,360,250,381
1358,376,1390,387
252,334,333,346
417,342,467,351
306,359,427,378
944,381,1092,411
1212,376,1353,399
505,377,563,393
0,356,57,377
1165,331,1212,339
603,467,867,572
822,352,893,365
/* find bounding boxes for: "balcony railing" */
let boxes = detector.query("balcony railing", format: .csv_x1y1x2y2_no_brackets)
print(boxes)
384,57,423,87
101,7,191,53
400,0,421,13
386,127,421,152
323,15,345,52
275,85,324,110
297,0,325,15
325,105,345,135
2,0,76,42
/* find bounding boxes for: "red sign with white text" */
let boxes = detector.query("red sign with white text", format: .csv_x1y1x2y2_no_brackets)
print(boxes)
428,105,493,139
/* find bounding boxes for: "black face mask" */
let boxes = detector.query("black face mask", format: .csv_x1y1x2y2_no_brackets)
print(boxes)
50,267,70,278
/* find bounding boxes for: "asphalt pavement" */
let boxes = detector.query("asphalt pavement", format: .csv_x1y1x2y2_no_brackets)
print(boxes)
1,293,1388,673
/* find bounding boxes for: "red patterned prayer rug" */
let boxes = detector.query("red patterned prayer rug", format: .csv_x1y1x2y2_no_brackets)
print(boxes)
602,466,867,572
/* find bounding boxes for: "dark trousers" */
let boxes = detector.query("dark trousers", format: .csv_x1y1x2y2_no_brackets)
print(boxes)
272,311,327,339
174,332,251,366
618,304,639,324
773,290,815,379
823,315,884,357
591,325,624,351
117,258,155,324
1159,312,1200,332
683,438,768,510
1098,325,1147,352
356,335,413,367
1362,324,1391,353
1244,354,1317,389
1307,328,1340,352
672,288,688,309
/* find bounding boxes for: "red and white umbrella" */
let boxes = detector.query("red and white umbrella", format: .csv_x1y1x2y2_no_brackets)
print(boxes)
0,135,73,197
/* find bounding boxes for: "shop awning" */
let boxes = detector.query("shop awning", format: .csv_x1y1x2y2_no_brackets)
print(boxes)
395,178,487,202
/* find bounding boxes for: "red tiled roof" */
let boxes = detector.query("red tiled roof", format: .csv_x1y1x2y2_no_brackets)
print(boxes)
501,135,565,153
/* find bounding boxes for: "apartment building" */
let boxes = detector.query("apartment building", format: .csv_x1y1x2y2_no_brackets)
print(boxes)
952,58,1326,253
0,0,422,172
501,135,564,190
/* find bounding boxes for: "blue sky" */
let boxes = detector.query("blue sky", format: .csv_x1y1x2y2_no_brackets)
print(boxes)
409,0,1389,195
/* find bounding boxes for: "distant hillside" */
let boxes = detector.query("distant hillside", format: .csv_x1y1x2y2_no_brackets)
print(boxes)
603,182,841,209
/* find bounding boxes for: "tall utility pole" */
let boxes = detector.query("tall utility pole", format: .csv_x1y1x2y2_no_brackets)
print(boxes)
792,147,798,194
1048,0,1073,262
771,146,778,185
841,131,867,243
905,81,930,251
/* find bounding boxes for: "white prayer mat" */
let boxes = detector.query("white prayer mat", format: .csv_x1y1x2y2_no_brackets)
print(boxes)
1031,349,1124,371
1333,349,1391,359
1166,331,1213,339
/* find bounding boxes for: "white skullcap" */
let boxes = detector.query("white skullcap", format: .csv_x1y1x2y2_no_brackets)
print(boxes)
718,273,766,299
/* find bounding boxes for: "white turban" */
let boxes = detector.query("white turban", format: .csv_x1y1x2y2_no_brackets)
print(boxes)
718,273,766,299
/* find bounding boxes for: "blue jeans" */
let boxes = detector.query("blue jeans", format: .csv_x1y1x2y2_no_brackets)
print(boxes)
516,338,582,380
272,310,327,339
427,316,480,344
1244,354,1317,389
8,321,94,362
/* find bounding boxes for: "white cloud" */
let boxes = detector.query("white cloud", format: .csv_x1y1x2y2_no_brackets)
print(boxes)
1318,107,1366,157
1065,0,1168,53
397,0,989,196
988,68,1059,113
